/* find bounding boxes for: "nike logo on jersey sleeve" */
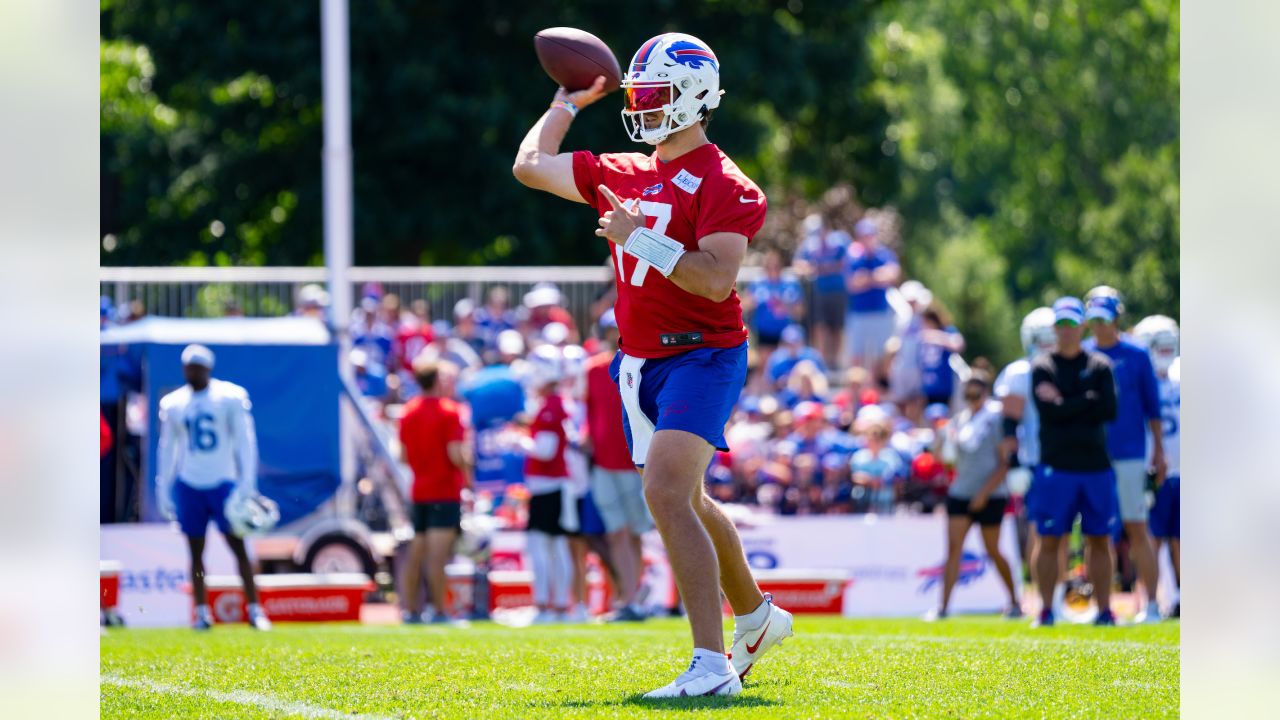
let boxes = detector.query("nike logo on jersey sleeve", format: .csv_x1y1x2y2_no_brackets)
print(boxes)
739,196,758,204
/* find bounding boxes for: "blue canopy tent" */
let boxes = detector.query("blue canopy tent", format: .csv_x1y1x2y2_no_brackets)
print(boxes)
100,317,341,524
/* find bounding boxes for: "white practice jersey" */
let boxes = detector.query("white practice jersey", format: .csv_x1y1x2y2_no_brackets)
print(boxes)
156,379,258,492
1150,363,1180,478
994,358,1040,467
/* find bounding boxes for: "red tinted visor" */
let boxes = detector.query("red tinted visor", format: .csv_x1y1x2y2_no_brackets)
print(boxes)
624,83,672,112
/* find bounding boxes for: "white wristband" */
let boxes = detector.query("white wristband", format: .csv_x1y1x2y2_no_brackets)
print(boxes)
624,227,686,277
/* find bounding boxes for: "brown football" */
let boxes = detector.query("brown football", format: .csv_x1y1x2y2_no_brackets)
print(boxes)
534,27,622,94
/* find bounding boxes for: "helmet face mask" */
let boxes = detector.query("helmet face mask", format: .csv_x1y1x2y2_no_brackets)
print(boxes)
621,33,722,145
1020,307,1057,356
1133,315,1180,374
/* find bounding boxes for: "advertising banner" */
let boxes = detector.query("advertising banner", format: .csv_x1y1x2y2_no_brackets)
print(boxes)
100,524,239,627
735,514,1022,617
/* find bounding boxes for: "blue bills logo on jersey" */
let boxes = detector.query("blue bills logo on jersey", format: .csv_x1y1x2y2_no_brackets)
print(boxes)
642,182,664,196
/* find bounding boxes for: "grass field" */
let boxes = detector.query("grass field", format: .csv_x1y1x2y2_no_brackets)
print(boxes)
101,615,1179,719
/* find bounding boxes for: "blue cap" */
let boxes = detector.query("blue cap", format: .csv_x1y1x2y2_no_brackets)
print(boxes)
854,218,878,237
1052,296,1085,325
781,324,805,344
924,403,950,422
599,308,617,330
1085,295,1119,323
740,395,761,414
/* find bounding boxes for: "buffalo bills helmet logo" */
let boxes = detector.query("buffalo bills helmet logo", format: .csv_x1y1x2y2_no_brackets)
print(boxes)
642,183,664,196
665,41,718,72
917,552,988,593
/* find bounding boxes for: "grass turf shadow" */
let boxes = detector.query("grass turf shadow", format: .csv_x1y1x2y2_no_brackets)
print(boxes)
560,694,781,712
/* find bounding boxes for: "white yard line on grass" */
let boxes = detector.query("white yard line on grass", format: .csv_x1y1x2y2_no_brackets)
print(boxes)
101,673,396,720
804,632,1178,651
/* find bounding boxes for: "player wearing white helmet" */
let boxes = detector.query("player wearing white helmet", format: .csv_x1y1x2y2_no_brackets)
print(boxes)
156,345,272,631
1134,314,1181,616
520,345,574,623
994,308,1065,616
515,30,786,698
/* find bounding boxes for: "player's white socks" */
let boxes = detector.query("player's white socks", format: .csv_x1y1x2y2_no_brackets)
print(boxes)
691,648,732,676
734,597,770,631
551,535,572,610
1051,582,1066,614
527,531,552,607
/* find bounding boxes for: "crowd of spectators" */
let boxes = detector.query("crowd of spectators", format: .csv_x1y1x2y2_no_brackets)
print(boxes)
305,211,988,520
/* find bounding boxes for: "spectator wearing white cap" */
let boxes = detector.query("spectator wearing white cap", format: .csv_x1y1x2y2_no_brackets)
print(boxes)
294,283,330,322
842,217,901,375
522,282,579,346
888,280,933,424
452,298,487,358
156,345,272,631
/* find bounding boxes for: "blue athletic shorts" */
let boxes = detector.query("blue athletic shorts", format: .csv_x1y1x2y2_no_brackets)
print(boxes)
609,343,748,468
1024,465,1045,523
1148,475,1180,539
172,479,235,537
1034,466,1120,537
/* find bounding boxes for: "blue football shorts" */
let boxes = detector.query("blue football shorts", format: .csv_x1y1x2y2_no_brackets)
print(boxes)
1033,466,1120,537
1148,475,1180,539
172,478,235,537
609,342,748,468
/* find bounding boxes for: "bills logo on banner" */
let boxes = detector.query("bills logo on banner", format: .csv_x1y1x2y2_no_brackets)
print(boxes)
916,552,988,593
734,515,1022,617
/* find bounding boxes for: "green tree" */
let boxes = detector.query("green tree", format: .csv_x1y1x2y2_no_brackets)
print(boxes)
868,0,1179,362
101,0,894,267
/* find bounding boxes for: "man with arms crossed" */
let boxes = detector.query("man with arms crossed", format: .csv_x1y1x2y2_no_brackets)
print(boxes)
156,344,271,631
513,32,793,697
1031,298,1120,627
1083,288,1166,622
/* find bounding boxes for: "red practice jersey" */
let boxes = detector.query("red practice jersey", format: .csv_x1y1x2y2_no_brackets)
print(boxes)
573,143,767,358
525,393,569,478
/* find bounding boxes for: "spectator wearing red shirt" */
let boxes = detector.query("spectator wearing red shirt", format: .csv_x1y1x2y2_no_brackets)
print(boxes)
584,309,652,621
398,358,471,624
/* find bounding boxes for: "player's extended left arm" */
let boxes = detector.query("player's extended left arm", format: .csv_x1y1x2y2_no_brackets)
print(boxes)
232,396,260,496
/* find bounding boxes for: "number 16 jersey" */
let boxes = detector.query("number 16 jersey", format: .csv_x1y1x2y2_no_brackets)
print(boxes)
573,143,767,359
157,378,258,490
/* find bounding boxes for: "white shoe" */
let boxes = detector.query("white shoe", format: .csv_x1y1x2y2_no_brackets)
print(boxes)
248,605,272,631
531,609,561,625
643,657,742,698
1134,608,1163,624
729,594,795,681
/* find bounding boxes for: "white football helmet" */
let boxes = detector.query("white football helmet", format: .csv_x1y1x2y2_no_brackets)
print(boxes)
527,344,565,388
1020,307,1057,356
621,33,723,145
225,492,280,538
1133,314,1179,375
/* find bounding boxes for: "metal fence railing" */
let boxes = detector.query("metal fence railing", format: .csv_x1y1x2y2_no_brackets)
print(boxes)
99,265,771,336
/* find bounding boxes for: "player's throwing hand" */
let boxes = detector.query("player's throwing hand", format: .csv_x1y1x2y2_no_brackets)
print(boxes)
594,184,646,245
554,76,609,110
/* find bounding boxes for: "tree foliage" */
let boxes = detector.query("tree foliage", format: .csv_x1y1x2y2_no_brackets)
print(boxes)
867,0,1179,360
101,0,890,267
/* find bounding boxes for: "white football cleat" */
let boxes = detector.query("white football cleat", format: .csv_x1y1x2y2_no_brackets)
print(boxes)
643,657,742,698
1134,608,1163,624
248,604,272,631
729,594,794,681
